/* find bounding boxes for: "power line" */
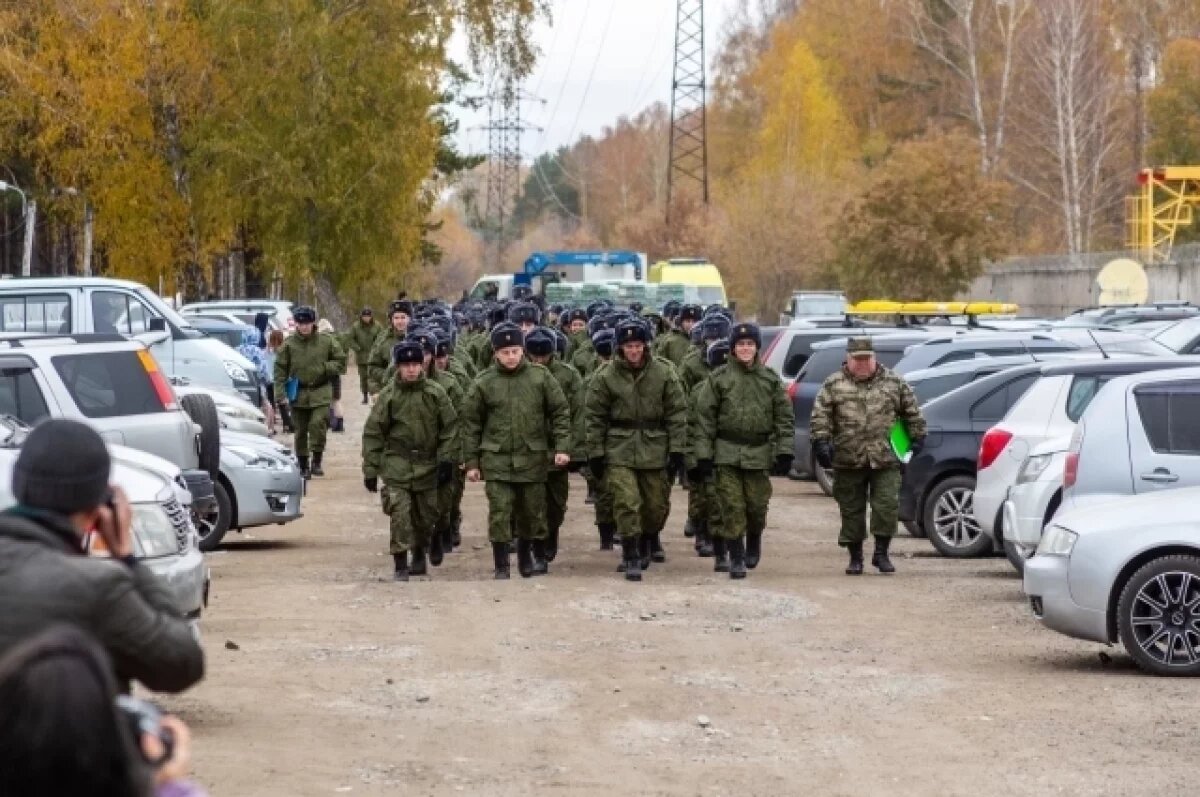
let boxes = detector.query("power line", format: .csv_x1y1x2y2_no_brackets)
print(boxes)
562,0,618,146
534,0,592,155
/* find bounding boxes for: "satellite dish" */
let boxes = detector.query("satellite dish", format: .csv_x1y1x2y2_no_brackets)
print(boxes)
1096,258,1149,306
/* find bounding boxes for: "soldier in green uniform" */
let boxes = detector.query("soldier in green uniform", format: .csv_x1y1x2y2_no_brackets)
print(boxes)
361,340,458,581
584,328,617,550
810,337,926,575
563,308,589,361
683,337,727,561
657,303,702,367
347,308,382,404
434,331,469,550
584,320,688,582
692,323,794,579
524,327,584,563
365,301,413,396
463,323,572,579
273,306,347,478
679,314,730,550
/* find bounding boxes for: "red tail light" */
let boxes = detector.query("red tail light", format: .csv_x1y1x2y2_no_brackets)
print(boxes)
1064,452,1079,488
137,349,179,411
978,427,1012,470
787,379,798,401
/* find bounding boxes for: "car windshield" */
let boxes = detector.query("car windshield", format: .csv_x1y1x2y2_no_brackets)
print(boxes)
795,296,845,316
203,329,245,349
1152,319,1200,353
1054,328,1174,356
135,287,202,338
52,352,166,418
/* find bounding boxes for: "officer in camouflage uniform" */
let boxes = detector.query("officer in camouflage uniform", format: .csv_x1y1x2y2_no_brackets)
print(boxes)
366,301,413,396
810,337,926,575
347,308,383,403
692,323,793,579
585,319,688,582
361,340,458,581
274,305,347,478
463,323,572,579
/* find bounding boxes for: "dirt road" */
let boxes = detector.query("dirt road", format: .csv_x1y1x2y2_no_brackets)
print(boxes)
171,385,1196,796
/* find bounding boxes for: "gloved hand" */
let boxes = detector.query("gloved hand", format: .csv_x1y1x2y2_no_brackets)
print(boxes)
772,453,795,476
814,440,834,470
909,437,926,457
668,452,686,474
588,457,607,481
363,476,378,493
437,461,455,486
693,458,714,482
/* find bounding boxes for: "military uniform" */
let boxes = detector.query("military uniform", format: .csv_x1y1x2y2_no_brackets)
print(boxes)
810,337,926,574
273,309,347,476
570,334,598,378
347,313,383,401
584,322,687,580
366,327,407,395
693,324,793,578
362,342,457,581
462,324,572,579
583,330,617,550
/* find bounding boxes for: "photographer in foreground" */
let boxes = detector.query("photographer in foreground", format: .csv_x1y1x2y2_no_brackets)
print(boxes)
0,625,206,797
0,419,204,693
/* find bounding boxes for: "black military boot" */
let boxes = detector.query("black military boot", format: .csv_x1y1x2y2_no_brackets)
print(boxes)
298,455,310,479
492,542,510,580
452,515,462,547
310,452,325,477
598,522,615,551
428,531,444,567
637,534,652,571
392,553,408,582
872,536,896,574
697,529,715,558
728,537,747,579
624,539,642,582
585,482,597,505
441,524,455,553
684,519,696,538
532,539,549,576
746,532,763,570
694,521,706,554
517,539,535,578
545,527,559,562
845,543,864,576
649,532,666,563
409,547,428,576
713,537,730,573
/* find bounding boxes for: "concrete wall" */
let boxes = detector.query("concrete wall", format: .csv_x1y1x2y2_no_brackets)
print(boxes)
965,244,1200,317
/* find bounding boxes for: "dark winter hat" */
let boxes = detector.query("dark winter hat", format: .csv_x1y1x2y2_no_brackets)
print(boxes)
490,322,524,350
14,419,111,516
662,300,682,319
679,304,703,323
702,315,731,341
554,329,569,357
512,285,534,301
592,328,616,358
566,308,588,325
406,327,437,354
706,339,731,369
524,327,556,357
730,322,762,348
392,340,426,365
585,300,609,320
360,307,373,317
434,331,453,358
847,337,875,358
293,306,317,324
615,320,650,346
389,300,414,318
508,302,541,326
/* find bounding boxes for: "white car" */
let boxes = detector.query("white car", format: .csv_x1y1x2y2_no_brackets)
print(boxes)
1000,434,1071,573
180,300,294,333
174,381,268,436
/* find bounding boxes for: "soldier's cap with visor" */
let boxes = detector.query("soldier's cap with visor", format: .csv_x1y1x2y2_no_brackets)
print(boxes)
392,340,426,365
730,322,762,349
490,322,524,350
524,326,557,357
615,319,650,346
293,305,317,324
847,337,875,358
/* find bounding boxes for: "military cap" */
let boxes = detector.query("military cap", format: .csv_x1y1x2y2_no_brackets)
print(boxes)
730,322,762,348
706,339,731,368
615,319,650,345
592,328,616,357
359,307,373,317
406,326,437,354
490,322,524,350
524,326,556,357
701,315,731,341
512,284,534,301
392,340,425,365
389,299,414,318
566,308,588,325
508,302,541,325
554,329,569,357
847,337,875,357
293,305,317,324
433,330,453,358
679,304,703,323
662,300,682,319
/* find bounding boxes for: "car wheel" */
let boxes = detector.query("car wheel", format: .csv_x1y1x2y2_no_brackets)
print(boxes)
1003,538,1032,574
198,480,232,552
181,393,221,478
1117,555,1200,677
923,475,991,558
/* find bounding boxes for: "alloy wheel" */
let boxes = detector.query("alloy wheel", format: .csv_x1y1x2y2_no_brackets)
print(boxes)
1129,571,1200,668
932,487,982,550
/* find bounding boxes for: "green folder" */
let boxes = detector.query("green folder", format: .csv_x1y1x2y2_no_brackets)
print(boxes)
890,420,913,464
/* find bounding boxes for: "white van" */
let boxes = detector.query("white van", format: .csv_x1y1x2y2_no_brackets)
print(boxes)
0,277,256,398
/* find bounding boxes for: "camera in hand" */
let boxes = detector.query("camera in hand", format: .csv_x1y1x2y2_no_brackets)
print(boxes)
116,695,174,766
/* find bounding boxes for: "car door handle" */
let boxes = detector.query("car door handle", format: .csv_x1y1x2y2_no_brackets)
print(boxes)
1140,469,1180,484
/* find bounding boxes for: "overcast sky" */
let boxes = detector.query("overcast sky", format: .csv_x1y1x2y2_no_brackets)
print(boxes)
451,0,744,161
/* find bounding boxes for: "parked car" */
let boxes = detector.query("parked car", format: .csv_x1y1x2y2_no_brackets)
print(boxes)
1001,434,1072,573
1149,316,1200,354
1049,326,1175,356
180,299,294,332
0,418,208,621
174,381,268,437
905,355,1061,406
185,310,285,333
0,277,259,399
890,334,1080,375
1061,367,1200,516
1024,487,1200,676
762,325,898,380
974,357,1200,555
1064,302,1199,328
898,364,1047,554
207,429,304,550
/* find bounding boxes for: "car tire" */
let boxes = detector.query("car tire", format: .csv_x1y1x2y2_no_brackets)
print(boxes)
1003,538,1031,574
181,393,221,478
1117,555,1200,677
809,451,834,497
198,479,232,552
903,520,926,538
923,474,991,558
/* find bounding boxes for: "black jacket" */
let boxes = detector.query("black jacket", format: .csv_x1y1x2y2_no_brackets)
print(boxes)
0,508,205,692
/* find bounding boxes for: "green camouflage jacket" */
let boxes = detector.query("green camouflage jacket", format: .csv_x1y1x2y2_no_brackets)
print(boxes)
810,365,926,469
273,330,347,409
545,356,586,463
584,354,688,469
346,320,383,361
692,358,793,470
366,327,406,394
361,375,456,489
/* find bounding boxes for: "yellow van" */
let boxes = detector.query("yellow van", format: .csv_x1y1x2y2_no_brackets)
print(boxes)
648,259,727,306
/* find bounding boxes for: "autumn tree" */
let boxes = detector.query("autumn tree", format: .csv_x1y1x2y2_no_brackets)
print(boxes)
1149,38,1200,165
832,132,1010,300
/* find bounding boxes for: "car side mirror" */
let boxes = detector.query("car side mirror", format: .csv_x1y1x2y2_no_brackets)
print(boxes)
148,317,167,332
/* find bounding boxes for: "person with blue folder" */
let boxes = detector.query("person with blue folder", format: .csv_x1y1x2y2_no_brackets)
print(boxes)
274,306,347,478
810,337,926,575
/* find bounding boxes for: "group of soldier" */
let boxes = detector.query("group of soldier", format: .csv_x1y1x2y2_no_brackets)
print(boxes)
273,292,928,583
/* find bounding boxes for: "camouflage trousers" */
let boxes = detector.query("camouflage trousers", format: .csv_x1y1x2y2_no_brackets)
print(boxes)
546,469,569,533
292,405,329,457
608,466,670,543
714,466,771,541
832,466,902,546
585,469,614,526
381,482,437,554
686,478,724,536
485,480,547,543
356,363,370,397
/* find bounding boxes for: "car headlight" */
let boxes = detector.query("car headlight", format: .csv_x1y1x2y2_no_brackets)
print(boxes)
1017,453,1055,484
1037,524,1078,557
227,445,286,470
223,360,250,383
218,403,265,423
131,504,179,558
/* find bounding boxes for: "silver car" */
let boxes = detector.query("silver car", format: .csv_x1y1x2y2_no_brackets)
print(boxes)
208,430,304,549
1024,487,1200,676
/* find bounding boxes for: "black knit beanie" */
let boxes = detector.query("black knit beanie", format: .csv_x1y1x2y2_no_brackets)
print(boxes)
14,420,111,515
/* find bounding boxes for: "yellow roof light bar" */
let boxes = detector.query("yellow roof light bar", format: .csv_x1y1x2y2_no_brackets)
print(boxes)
847,301,1020,316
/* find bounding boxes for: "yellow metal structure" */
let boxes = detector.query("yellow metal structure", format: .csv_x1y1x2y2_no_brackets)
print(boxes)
1126,166,1200,264
847,300,1020,316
